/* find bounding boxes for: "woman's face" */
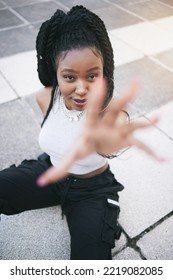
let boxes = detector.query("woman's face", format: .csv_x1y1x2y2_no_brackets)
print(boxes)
57,48,104,111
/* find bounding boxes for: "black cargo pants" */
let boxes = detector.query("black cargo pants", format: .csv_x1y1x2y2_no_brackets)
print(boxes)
0,154,124,260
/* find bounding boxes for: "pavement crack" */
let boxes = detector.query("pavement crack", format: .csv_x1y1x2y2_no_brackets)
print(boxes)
134,210,173,242
144,115,173,141
113,210,173,259
0,70,19,98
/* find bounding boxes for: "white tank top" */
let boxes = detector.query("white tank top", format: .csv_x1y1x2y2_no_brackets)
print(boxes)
38,94,107,175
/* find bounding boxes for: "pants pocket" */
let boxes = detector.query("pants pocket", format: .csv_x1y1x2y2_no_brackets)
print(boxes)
102,197,122,248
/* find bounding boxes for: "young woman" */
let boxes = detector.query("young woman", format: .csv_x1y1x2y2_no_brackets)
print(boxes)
0,5,160,260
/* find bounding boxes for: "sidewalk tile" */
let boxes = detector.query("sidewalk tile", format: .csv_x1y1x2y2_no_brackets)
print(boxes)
0,25,38,58
0,8,23,28
109,117,173,238
158,0,173,7
115,57,173,114
153,15,173,33
109,33,144,66
110,21,173,55
137,216,173,259
95,6,142,30
0,2,6,8
119,0,173,20
0,73,17,104
24,93,43,124
107,0,150,6
0,51,42,97
61,0,108,10
113,247,142,260
0,99,41,169
153,48,173,71
146,101,173,140
4,0,45,8
0,207,70,259
13,1,61,23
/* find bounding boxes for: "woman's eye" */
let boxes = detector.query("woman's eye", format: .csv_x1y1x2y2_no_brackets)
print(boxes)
88,74,97,80
64,75,75,81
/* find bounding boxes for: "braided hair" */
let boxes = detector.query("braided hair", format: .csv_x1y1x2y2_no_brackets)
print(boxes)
36,5,114,126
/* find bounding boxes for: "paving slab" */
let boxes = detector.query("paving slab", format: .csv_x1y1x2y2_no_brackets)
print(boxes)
137,216,173,259
0,99,41,169
0,2,6,8
157,0,173,7
0,207,70,259
109,112,173,238
3,0,47,8
24,93,43,125
0,25,38,58
0,8,23,29
61,0,108,10
105,0,147,7
115,57,173,114
113,247,142,260
117,0,173,20
95,5,142,30
0,51,42,96
109,34,144,66
0,72,17,104
146,101,173,140
13,1,62,23
153,48,173,71
154,15,173,33
110,21,173,56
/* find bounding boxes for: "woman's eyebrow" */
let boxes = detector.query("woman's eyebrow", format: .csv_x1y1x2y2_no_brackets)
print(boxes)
86,66,101,72
61,66,101,73
61,68,78,73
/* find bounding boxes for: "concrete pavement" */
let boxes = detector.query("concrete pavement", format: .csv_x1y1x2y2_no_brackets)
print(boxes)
0,0,173,260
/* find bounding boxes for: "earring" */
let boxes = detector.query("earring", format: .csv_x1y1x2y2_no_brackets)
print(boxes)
52,86,60,113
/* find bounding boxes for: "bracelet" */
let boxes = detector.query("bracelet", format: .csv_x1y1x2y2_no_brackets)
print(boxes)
98,147,130,159
121,110,130,123
98,152,117,159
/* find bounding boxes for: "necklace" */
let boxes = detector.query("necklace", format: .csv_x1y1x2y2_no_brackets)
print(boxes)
60,95,84,122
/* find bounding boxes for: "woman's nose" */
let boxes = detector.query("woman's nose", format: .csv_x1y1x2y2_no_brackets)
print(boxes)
75,81,87,95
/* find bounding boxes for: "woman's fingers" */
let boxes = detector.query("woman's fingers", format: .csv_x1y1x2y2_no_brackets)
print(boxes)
85,78,107,128
37,148,80,186
123,115,159,135
37,136,95,186
129,137,165,162
103,81,139,126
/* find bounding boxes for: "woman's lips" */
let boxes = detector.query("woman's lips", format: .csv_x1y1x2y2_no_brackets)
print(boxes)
72,98,87,107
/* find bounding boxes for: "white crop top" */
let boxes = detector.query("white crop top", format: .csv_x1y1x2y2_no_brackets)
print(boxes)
38,95,107,175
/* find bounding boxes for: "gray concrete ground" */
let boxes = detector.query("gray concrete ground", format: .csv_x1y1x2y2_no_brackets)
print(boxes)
0,0,173,260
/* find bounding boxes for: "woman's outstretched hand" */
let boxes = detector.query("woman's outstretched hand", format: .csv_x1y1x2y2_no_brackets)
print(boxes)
37,80,163,187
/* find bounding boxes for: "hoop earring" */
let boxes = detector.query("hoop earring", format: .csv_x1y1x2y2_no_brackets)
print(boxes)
52,86,60,113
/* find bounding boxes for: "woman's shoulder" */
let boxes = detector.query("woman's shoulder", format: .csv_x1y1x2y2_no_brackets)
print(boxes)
35,86,53,116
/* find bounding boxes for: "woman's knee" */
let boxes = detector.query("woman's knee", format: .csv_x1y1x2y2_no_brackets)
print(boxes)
0,198,23,215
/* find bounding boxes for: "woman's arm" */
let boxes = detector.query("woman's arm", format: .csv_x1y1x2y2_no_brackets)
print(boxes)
35,86,53,116
37,80,164,187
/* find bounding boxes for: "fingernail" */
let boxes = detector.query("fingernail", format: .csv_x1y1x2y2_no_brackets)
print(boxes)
158,157,169,163
37,176,47,187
